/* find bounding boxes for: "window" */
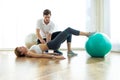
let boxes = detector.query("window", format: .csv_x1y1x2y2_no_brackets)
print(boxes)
110,0,120,51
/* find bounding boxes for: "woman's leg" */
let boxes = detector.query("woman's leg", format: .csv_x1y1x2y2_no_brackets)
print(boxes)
51,31,61,40
51,31,63,55
47,27,83,50
66,34,72,52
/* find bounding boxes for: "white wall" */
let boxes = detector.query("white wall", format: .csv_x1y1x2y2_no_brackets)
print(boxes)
0,0,87,49
1,0,119,52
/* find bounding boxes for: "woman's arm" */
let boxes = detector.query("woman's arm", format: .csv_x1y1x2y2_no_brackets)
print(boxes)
47,53,61,55
26,51,65,59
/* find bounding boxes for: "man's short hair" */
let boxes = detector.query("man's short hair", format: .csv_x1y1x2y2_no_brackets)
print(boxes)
43,9,51,15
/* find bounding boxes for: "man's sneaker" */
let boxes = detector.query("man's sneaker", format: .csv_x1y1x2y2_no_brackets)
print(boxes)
67,51,78,56
54,50,63,55
87,32,96,37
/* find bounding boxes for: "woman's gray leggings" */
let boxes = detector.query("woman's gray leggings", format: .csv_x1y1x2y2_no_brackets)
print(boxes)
47,27,80,50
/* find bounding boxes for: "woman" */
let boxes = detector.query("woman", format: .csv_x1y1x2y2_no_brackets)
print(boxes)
14,27,94,59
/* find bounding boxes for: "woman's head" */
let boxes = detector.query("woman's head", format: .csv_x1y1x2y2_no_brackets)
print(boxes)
14,46,27,57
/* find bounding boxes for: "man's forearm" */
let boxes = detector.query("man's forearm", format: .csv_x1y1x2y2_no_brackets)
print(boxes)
46,33,52,42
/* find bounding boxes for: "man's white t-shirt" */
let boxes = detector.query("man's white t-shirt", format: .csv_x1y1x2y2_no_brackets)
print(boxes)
36,19,55,38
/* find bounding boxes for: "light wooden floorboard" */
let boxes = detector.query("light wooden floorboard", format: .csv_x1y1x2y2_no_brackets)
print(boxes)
0,50,120,80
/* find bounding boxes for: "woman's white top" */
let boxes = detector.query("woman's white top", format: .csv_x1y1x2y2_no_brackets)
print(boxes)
29,45,42,54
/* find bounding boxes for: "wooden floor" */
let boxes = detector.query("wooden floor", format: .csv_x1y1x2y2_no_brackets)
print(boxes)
0,50,120,80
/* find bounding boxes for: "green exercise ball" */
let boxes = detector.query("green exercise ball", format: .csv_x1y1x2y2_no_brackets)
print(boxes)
85,32,112,57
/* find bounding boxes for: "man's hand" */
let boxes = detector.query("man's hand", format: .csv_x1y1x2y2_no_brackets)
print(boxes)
40,39,46,44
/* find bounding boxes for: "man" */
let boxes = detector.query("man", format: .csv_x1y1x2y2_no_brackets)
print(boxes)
36,9,63,55
36,9,77,56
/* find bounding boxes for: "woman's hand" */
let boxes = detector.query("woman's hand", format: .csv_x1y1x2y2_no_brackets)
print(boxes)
54,55,66,59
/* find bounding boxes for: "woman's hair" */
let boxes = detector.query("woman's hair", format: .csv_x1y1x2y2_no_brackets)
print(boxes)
14,47,25,57
43,9,51,15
